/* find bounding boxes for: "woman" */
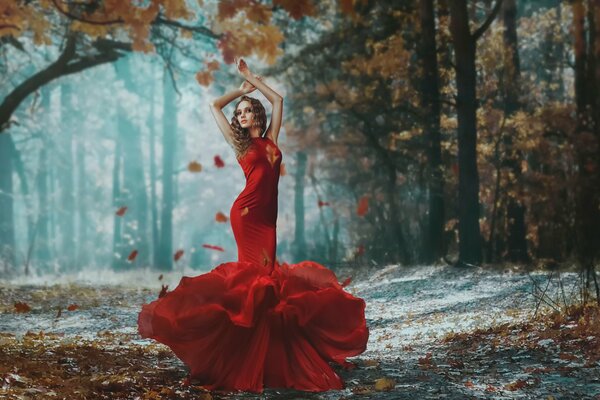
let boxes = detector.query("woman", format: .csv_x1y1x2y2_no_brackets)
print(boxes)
137,58,369,393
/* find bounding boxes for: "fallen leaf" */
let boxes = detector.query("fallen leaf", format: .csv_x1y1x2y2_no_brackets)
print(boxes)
67,304,79,311
374,377,395,391
14,302,31,313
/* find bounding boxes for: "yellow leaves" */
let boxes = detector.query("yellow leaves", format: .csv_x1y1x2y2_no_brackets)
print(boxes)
373,377,395,391
188,161,202,172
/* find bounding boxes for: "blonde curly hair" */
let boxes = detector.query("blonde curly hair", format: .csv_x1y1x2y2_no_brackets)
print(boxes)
230,96,267,159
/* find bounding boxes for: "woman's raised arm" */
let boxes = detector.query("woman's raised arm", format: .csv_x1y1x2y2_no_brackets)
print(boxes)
208,88,246,146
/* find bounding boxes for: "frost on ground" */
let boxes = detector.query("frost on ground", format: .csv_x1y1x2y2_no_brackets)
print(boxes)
0,263,599,399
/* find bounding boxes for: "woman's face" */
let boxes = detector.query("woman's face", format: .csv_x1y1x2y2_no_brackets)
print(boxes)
235,101,254,129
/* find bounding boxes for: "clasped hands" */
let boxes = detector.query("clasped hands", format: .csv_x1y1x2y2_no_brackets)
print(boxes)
235,57,262,94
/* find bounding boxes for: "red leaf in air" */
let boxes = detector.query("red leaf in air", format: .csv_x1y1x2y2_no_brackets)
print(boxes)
215,212,229,222
202,244,225,252
158,284,169,298
355,244,365,257
158,274,163,281
340,276,352,287
67,304,79,311
318,200,330,207
14,302,31,313
116,206,128,216
452,163,459,176
214,155,225,168
174,249,184,261
127,250,138,261
356,196,369,216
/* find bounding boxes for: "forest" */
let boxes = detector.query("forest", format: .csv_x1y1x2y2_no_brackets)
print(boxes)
1,0,599,399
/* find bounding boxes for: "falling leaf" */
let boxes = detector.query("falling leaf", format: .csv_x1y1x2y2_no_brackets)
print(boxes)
116,206,128,216
174,249,184,261
127,250,138,262
355,244,365,257
14,302,31,313
158,274,163,280
241,207,249,216
215,212,229,222
357,196,369,216
67,304,79,311
188,161,203,172
214,155,225,168
280,163,286,176
318,200,330,207
158,284,169,298
374,377,395,391
202,244,225,252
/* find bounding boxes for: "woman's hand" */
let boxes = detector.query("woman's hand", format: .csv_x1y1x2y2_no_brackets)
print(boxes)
234,57,252,78
239,76,262,94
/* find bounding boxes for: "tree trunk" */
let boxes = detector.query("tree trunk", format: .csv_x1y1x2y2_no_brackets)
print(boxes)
419,0,445,264
60,82,76,272
502,0,529,263
448,0,483,266
158,69,177,271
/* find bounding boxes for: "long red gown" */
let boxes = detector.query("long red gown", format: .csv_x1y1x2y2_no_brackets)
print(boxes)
137,136,369,393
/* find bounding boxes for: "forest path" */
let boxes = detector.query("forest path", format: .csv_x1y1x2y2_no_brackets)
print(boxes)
0,264,597,399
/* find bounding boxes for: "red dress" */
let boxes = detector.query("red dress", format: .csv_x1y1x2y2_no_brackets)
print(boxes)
137,136,369,393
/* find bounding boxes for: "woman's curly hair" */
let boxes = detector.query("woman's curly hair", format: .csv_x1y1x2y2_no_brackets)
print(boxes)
230,96,267,159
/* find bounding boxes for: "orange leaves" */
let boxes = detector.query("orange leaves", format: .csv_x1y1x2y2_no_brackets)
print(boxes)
195,71,213,87
67,304,79,311
195,61,221,87
14,302,31,313
173,249,184,261
116,206,128,216
215,212,229,222
356,195,369,216
215,20,284,65
273,0,316,20
202,244,225,252
188,161,202,172
214,155,225,168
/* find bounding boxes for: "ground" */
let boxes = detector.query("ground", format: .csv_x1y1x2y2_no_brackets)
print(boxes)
0,263,599,399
